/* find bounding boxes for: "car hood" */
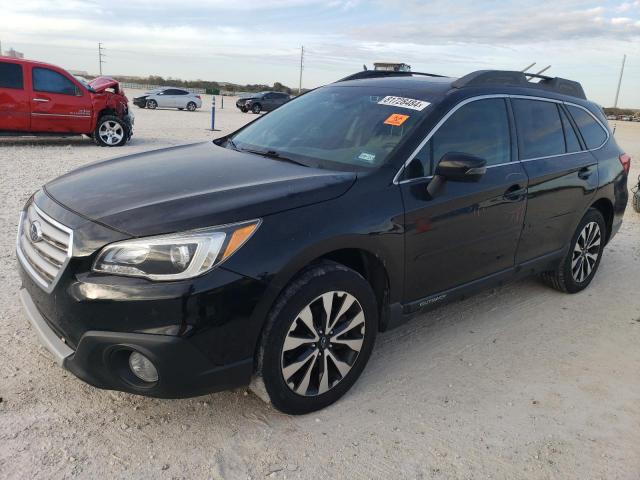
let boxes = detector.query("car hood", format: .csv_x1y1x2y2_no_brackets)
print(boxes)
88,76,121,93
44,142,356,237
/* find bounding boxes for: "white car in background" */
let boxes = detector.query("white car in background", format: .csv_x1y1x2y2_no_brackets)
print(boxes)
133,88,203,111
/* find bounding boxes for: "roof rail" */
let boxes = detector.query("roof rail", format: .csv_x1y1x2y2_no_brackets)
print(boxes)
336,70,446,82
451,70,586,100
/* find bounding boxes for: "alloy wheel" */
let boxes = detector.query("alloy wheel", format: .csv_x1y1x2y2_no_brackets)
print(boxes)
571,221,601,283
98,121,124,146
281,291,366,397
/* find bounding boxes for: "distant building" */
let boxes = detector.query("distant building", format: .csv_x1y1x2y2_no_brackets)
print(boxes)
1,47,24,58
374,62,411,72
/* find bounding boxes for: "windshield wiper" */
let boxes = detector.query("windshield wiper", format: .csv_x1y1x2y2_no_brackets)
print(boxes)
240,148,307,167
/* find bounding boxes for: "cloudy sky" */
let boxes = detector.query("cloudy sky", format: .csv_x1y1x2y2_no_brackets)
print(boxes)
2,0,639,107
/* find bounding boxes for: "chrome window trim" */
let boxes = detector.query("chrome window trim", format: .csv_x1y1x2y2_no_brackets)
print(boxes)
16,202,74,293
393,94,609,185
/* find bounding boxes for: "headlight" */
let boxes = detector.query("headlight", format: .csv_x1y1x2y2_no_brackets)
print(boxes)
93,219,260,281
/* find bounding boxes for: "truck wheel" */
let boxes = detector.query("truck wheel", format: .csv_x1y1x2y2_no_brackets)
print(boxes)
252,103,261,114
256,261,378,414
146,99,157,109
540,208,606,293
187,102,197,111
94,115,128,147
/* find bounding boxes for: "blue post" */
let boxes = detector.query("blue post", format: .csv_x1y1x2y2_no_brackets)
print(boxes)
211,96,216,131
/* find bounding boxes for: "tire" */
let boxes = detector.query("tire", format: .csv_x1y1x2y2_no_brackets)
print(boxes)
93,115,128,147
187,102,197,111
541,208,606,293
241,107,248,113
257,261,378,414
178,108,184,110
146,99,157,109
252,103,261,114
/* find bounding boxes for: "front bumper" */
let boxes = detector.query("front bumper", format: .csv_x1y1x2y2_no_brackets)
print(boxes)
20,286,254,398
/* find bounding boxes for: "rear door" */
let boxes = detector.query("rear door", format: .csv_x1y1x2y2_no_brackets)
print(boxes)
512,97,598,263
30,66,92,133
0,60,29,131
399,97,528,302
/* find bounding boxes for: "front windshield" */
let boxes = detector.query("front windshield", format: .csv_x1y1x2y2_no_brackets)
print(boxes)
230,85,433,170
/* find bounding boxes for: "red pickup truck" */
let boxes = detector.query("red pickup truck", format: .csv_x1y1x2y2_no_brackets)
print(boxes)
0,57,133,146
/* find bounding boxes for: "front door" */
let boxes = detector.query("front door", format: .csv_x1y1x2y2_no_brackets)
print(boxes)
30,66,92,133
399,97,527,303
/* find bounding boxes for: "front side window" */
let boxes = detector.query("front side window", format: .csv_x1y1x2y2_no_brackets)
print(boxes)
0,62,23,89
32,68,77,95
567,105,608,150
404,98,511,179
512,99,565,159
231,86,434,170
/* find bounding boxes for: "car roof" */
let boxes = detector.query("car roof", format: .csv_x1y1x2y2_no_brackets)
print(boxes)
335,70,594,107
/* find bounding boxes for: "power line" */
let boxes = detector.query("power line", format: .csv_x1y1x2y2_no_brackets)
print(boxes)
98,42,106,75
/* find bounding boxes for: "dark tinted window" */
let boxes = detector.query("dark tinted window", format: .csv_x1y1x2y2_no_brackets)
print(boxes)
0,62,23,89
559,107,582,153
33,68,77,95
567,105,607,149
512,99,565,159
407,98,511,178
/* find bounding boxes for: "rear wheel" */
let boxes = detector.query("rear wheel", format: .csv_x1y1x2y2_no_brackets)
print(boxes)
541,208,606,293
93,115,128,147
146,99,157,109
187,102,197,111
257,261,377,414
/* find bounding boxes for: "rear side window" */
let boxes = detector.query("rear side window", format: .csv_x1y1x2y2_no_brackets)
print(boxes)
407,98,511,178
559,107,582,153
567,105,608,150
0,62,23,89
33,68,77,95
512,99,565,159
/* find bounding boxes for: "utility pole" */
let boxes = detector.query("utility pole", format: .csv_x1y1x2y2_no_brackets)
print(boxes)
98,43,106,75
298,45,304,95
614,54,626,108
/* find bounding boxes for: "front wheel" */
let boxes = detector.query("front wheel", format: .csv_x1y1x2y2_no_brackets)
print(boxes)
93,115,128,147
146,99,157,109
257,261,378,414
541,208,606,293
252,103,261,114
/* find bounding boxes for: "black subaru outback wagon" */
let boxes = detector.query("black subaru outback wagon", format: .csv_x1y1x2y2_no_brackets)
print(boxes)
17,70,630,414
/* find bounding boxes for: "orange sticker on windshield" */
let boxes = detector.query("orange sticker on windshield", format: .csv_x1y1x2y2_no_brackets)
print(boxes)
384,113,409,126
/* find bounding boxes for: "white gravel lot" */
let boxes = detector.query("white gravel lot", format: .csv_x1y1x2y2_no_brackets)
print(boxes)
1,93,639,479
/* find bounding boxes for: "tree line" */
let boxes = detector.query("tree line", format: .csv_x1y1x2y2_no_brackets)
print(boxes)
109,75,296,94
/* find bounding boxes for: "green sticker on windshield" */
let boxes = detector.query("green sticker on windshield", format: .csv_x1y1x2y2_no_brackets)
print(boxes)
357,152,376,163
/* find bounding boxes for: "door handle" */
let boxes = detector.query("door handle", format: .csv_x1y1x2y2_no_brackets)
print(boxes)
32,98,49,102
577,167,593,180
503,184,526,201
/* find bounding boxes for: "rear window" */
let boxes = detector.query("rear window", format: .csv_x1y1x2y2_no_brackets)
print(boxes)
33,67,77,95
0,62,23,89
512,99,565,159
567,105,608,150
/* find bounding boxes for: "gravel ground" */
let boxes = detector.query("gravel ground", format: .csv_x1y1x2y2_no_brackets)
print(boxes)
1,94,639,479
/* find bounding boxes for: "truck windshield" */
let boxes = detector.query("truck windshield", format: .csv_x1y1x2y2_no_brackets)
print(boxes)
230,85,434,170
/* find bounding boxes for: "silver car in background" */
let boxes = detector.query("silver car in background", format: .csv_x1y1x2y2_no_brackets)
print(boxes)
133,88,203,111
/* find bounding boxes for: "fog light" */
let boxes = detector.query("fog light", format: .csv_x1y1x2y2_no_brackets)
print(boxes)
129,352,158,383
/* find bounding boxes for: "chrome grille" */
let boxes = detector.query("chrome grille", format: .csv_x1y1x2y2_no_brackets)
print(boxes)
17,203,73,292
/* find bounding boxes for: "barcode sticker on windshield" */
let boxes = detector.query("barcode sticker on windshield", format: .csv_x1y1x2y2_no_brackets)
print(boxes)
378,96,430,111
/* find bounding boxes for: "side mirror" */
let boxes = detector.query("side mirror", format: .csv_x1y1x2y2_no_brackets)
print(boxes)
435,152,487,182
